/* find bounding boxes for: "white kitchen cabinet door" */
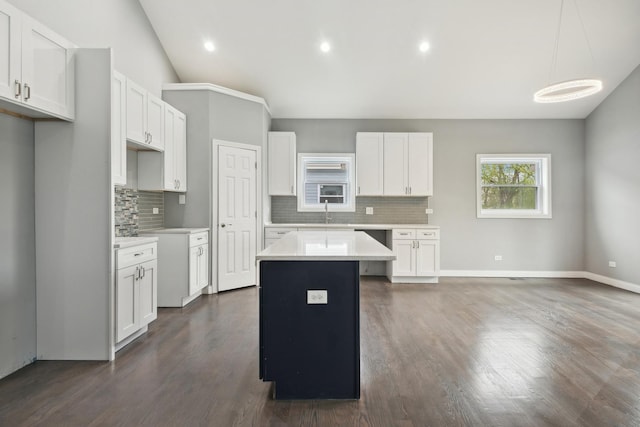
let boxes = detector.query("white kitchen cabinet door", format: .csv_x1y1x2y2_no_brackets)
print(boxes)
174,111,187,191
0,2,20,102
188,245,200,296
126,78,147,145
408,133,433,196
392,239,415,276
116,264,139,343
268,132,296,195
383,133,408,196
415,240,439,277
111,71,127,186
146,92,164,151
138,259,157,326
20,15,75,120
163,105,176,190
356,132,384,196
197,244,209,291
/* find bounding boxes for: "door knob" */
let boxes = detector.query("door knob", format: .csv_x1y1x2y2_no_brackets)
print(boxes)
221,223,232,228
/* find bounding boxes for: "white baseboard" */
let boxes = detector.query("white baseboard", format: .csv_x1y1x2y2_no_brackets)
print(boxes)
439,270,640,294
440,270,585,278
583,272,640,294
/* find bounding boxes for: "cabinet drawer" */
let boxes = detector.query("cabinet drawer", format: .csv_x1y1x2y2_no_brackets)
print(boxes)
417,229,439,240
117,243,157,269
264,227,297,239
392,229,416,240
189,232,209,247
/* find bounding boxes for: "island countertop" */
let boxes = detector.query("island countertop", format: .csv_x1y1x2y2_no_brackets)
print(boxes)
256,230,395,261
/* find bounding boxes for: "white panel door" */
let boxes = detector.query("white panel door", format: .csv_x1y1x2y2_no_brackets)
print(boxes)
0,3,20,102
197,244,209,290
268,132,296,195
392,240,415,277
188,245,200,295
408,133,433,196
383,133,408,196
416,240,439,277
126,79,146,144
163,105,176,190
175,112,187,191
356,132,384,196
218,145,257,291
146,93,164,150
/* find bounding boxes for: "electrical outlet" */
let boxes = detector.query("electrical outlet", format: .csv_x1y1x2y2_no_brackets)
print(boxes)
366,207,374,215
152,207,159,215
494,255,503,261
425,208,434,214
608,261,617,268
178,194,186,205
307,290,328,304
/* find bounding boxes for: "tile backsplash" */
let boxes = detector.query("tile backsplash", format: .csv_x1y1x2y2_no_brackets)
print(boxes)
114,187,164,236
270,196,430,224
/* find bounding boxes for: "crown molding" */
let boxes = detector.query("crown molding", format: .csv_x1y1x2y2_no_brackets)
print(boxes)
162,83,271,115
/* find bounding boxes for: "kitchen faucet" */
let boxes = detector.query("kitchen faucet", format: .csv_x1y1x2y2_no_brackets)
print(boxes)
324,200,332,224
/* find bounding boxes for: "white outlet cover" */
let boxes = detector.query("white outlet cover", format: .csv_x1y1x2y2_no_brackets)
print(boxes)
152,207,159,215
425,208,434,214
178,194,186,204
307,290,328,304
494,255,503,261
609,261,617,268
366,207,374,215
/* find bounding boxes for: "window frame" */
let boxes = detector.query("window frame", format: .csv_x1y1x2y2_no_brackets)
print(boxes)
476,153,552,219
297,153,356,212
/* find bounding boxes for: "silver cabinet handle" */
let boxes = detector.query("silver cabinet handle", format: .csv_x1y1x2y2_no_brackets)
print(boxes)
140,266,145,279
290,185,294,194
150,133,153,143
409,187,412,195
23,83,31,101
416,241,420,248
135,266,140,280
14,80,21,98
358,186,360,195
177,180,180,189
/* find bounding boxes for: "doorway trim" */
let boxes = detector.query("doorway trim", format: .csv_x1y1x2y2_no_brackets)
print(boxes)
210,139,262,293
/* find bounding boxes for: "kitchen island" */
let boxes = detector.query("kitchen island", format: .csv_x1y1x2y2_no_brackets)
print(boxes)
256,231,394,399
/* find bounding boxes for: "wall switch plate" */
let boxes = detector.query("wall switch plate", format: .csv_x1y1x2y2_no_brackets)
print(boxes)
178,194,186,205
494,255,503,261
307,290,328,304
609,261,617,268
152,207,159,215
366,207,374,215
425,208,434,214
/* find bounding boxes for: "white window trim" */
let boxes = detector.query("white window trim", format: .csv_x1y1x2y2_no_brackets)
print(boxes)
476,154,552,219
297,153,356,212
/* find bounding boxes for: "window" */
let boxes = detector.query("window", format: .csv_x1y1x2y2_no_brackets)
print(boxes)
476,154,551,219
297,153,355,212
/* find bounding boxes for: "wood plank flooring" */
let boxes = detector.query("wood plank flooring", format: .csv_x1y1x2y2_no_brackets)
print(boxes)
1,277,640,426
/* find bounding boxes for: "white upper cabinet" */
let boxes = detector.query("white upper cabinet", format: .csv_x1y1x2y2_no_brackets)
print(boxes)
126,78,164,151
268,131,296,196
382,133,409,196
0,1,75,120
382,132,433,196
355,132,384,196
137,103,187,192
111,71,126,186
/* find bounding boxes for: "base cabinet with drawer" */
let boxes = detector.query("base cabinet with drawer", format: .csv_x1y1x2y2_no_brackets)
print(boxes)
142,229,209,307
115,242,158,344
387,228,440,283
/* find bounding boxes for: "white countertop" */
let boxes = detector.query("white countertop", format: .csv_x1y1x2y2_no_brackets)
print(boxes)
140,228,209,234
265,223,439,230
256,231,396,261
113,236,158,249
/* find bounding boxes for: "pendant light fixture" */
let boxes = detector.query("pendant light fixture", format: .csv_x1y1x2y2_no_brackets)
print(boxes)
534,0,602,103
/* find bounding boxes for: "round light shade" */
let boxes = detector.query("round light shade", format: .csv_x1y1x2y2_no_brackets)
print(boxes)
534,79,602,103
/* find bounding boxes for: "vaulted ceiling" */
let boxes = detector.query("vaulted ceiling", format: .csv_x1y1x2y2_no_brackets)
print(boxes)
139,0,640,119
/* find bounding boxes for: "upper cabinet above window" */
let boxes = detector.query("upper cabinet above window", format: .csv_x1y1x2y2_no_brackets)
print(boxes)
0,0,76,120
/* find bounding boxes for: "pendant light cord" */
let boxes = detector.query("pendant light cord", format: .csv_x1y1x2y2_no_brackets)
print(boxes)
549,0,565,85
573,0,598,72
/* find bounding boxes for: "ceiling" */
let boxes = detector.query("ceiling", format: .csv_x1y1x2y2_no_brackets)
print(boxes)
139,0,640,119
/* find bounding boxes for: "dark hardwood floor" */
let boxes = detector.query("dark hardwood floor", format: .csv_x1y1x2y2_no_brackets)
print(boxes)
1,277,640,426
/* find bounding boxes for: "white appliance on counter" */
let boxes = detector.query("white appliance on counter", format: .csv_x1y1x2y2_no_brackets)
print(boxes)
140,228,209,307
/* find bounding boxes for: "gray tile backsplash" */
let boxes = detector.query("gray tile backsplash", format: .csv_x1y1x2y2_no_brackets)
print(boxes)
270,196,430,224
114,187,164,236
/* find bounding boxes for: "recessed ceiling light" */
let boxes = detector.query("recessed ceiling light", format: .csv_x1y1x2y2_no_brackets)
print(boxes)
320,41,331,53
204,41,216,52
419,41,430,53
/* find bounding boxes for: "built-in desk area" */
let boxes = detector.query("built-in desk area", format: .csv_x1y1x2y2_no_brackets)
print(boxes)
256,231,394,399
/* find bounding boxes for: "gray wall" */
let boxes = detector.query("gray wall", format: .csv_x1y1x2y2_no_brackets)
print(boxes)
11,0,178,95
0,115,36,379
0,1,178,378
272,119,585,272
585,65,640,284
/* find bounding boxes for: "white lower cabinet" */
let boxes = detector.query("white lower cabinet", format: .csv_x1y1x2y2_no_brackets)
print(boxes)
115,242,158,344
387,228,440,283
142,230,209,307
